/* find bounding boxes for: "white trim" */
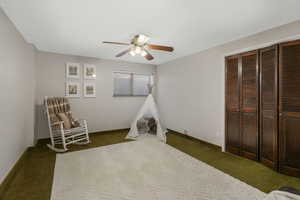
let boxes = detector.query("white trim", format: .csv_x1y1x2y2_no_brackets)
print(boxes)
113,71,153,97
0,149,26,185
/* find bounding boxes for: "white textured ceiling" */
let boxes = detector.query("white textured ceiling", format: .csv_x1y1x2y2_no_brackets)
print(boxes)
1,0,300,64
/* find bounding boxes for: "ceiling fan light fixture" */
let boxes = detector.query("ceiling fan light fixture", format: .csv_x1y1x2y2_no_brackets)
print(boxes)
135,46,142,54
129,50,136,56
141,50,147,57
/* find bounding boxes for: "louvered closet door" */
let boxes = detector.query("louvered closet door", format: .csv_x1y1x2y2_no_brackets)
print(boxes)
260,46,278,169
240,51,259,161
225,56,241,155
279,40,300,177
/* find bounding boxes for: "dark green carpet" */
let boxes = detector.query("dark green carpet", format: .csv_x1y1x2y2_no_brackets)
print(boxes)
1,130,300,200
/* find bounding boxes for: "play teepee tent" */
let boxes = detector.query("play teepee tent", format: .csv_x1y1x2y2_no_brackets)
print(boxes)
126,94,167,143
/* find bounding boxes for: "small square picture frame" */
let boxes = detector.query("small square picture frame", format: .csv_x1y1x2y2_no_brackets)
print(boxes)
66,63,81,79
65,82,81,98
84,82,96,98
84,64,96,80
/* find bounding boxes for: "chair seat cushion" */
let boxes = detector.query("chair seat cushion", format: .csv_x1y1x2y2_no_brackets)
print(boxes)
71,119,80,128
57,113,72,129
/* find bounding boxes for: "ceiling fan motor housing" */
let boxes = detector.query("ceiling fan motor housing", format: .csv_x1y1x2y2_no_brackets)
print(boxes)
132,34,149,46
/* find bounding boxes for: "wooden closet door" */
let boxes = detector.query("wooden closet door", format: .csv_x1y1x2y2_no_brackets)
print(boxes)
279,40,300,177
225,56,241,155
260,46,278,169
240,51,259,161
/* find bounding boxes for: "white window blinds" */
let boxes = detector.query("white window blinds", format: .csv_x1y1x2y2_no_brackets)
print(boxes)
113,72,153,96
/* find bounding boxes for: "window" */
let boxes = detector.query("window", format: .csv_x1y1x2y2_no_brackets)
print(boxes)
113,72,132,96
113,72,153,96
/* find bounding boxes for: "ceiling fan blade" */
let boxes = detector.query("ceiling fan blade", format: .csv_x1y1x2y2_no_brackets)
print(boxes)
147,44,174,52
103,41,130,46
144,50,154,60
116,48,131,57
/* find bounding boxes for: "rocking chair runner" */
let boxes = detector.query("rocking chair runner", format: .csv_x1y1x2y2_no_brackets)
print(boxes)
44,97,90,152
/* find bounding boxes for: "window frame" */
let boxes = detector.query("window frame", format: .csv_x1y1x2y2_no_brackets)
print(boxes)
113,71,153,97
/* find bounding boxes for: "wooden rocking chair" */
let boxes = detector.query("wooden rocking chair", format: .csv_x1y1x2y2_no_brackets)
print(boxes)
44,97,90,152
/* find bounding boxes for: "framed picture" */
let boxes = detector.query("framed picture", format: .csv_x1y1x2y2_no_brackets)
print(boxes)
84,82,96,98
84,64,96,79
66,63,80,79
65,82,80,98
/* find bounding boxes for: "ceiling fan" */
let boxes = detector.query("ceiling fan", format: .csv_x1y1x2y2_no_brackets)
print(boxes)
103,34,174,61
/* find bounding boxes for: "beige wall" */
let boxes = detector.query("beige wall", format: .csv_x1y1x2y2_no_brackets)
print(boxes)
157,20,300,149
0,8,35,184
35,51,156,139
